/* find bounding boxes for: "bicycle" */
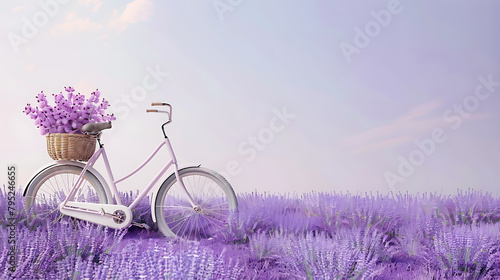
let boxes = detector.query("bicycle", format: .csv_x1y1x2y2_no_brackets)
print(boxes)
23,103,238,240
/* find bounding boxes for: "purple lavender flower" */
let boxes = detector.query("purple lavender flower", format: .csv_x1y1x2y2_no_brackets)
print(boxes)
24,86,116,135
2,188,500,278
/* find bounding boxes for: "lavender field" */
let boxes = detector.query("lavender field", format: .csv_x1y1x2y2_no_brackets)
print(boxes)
1,187,500,279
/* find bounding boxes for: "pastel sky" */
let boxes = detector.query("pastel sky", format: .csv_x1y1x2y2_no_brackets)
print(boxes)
1,0,500,196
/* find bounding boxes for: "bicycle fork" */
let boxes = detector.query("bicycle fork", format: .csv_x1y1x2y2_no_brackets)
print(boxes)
164,137,198,210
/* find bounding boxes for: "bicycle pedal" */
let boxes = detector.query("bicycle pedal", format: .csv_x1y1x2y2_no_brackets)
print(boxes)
131,222,151,230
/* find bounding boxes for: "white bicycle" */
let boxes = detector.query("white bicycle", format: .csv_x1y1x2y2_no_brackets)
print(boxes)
23,103,238,240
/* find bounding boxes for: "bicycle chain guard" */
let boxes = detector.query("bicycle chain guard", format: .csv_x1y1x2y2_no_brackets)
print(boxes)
60,202,133,229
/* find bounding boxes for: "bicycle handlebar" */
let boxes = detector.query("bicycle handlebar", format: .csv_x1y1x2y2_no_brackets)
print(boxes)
146,103,172,115
147,103,172,137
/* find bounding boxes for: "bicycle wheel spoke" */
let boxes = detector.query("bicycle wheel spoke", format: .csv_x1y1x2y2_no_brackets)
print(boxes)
200,198,228,209
163,210,190,221
203,214,225,230
174,214,193,237
197,215,207,239
46,179,62,198
157,205,193,210
204,210,230,222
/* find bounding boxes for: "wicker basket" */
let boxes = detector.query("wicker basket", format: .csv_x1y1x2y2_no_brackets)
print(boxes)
46,133,96,161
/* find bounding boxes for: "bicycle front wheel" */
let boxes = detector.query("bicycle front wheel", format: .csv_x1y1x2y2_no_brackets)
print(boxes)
25,165,108,223
154,167,238,240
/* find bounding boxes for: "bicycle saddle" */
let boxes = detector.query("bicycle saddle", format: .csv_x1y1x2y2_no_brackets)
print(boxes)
82,121,112,133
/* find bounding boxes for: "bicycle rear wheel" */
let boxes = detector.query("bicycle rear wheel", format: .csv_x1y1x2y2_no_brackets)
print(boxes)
154,167,238,240
25,165,108,223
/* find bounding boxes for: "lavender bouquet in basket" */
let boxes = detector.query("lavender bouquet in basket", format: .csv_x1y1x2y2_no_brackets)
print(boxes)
23,86,116,135
24,86,116,161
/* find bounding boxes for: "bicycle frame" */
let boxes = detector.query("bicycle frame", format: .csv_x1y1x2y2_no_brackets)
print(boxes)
63,136,195,209
19,102,209,230
59,120,198,228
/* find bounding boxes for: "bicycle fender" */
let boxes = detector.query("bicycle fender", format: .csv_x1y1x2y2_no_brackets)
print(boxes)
150,164,201,223
23,160,113,204
23,162,59,196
